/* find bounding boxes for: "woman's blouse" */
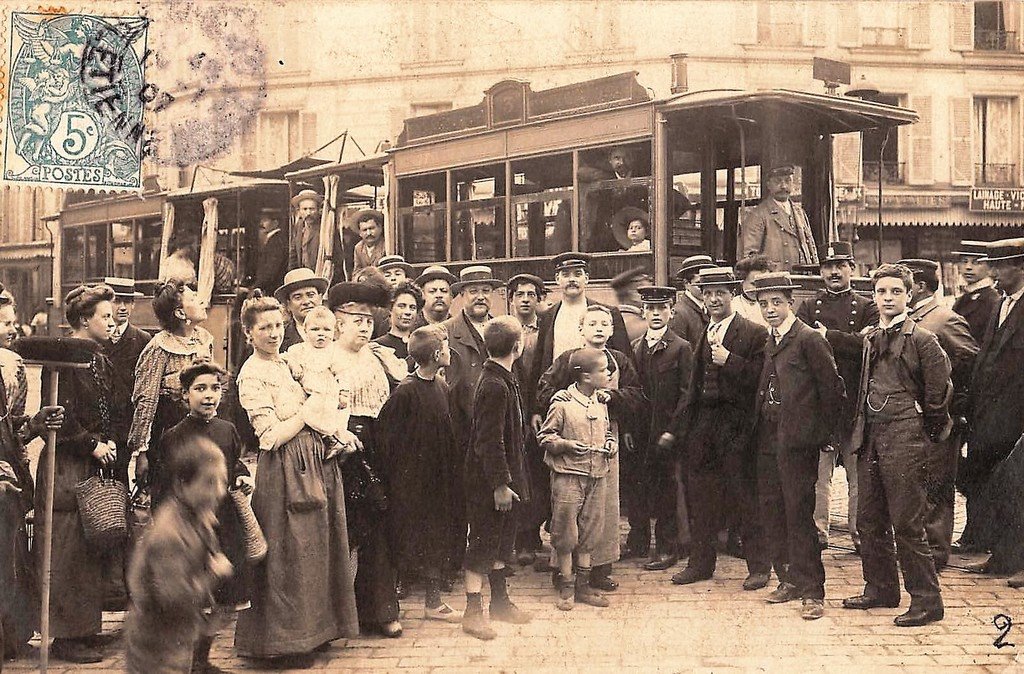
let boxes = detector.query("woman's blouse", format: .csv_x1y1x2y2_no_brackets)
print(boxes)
0,348,27,418
128,326,215,454
332,344,406,419
237,354,308,451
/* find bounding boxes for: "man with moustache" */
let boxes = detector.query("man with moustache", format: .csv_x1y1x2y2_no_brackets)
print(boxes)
898,258,978,569
274,267,329,351
251,208,288,294
960,239,1024,565
415,266,457,327
289,190,324,271
741,165,819,272
797,241,878,552
443,266,506,584
951,241,1001,346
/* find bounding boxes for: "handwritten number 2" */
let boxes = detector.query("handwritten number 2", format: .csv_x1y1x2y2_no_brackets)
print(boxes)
994,614,1014,649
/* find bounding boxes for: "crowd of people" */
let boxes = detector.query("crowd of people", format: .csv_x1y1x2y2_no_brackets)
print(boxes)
1,228,1024,671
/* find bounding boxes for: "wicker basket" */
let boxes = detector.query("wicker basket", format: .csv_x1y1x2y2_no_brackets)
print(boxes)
230,488,267,563
75,474,129,549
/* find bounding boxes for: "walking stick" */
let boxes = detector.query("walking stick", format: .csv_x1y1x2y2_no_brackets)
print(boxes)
12,337,99,674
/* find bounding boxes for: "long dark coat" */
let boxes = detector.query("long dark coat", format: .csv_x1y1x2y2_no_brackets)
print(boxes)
668,293,708,350
465,361,530,504
104,323,152,481
632,329,693,454
952,284,1001,346
377,374,457,576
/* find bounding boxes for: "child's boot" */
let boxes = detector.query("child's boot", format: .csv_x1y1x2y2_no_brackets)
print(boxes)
488,569,532,624
575,567,610,608
190,636,229,674
462,593,496,641
556,575,575,611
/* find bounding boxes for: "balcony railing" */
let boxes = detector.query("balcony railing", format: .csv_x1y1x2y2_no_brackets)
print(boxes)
863,160,906,185
975,29,1019,52
975,163,1017,186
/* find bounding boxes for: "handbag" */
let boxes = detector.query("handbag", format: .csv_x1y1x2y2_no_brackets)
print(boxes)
346,452,387,513
229,488,268,563
75,469,129,549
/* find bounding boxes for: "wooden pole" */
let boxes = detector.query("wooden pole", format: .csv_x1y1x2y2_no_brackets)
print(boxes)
39,371,59,674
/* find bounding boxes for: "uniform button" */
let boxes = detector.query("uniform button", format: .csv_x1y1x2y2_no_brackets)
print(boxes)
816,300,822,305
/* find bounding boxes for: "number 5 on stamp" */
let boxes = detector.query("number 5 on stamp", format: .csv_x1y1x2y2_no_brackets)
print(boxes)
4,11,149,190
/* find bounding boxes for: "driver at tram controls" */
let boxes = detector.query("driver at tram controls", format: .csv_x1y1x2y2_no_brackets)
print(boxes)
578,145,648,253
740,165,819,272
289,189,324,270
250,208,288,294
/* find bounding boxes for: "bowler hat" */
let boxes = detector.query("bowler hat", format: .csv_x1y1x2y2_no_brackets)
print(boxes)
819,241,855,264
289,189,323,208
507,273,546,295
415,265,457,287
609,267,653,290
326,282,391,314
637,285,677,305
951,240,990,258
674,255,715,282
610,207,650,249
352,209,384,228
552,252,592,273
695,266,739,289
103,276,143,299
983,238,1024,262
451,266,503,295
751,273,800,294
274,268,329,303
377,255,414,276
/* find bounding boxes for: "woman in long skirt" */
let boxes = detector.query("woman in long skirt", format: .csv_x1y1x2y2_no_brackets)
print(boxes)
234,292,358,665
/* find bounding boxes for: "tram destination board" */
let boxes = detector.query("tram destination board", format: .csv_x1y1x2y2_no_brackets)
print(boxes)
970,187,1024,213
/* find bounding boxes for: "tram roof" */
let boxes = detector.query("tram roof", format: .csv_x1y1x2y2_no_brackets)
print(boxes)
284,153,389,186
655,88,918,133
166,178,291,201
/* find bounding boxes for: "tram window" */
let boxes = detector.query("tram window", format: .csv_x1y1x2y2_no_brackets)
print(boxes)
577,141,652,253
112,222,133,278
84,224,108,280
670,173,702,255
510,153,572,258
63,228,86,285
398,172,446,264
135,219,163,281
451,163,506,262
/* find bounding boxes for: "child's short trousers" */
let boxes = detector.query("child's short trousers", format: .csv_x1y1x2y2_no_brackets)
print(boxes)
549,472,607,556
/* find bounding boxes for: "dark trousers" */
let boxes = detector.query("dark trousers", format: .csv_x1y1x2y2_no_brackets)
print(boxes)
516,430,549,553
858,418,943,611
632,453,679,556
959,437,1016,546
923,432,959,568
757,422,825,600
687,407,768,575
622,448,650,554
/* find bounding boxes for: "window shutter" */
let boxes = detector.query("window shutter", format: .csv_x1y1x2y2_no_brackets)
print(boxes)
804,1,829,46
301,113,318,156
908,95,933,185
949,97,973,186
908,2,931,48
834,132,862,186
734,1,759,45
837,3,861,47
949,1,973,51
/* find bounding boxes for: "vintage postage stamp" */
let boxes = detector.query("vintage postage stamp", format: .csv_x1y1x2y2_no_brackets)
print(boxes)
4,11,149,190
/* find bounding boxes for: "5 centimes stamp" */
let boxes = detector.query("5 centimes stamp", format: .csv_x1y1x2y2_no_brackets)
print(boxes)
4,11,149,190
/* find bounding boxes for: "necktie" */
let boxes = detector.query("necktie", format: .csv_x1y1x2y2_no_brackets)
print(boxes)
771,327,781,344
1000,297,1017,327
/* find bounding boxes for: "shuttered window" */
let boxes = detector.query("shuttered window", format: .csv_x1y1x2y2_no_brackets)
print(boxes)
908,95,933,185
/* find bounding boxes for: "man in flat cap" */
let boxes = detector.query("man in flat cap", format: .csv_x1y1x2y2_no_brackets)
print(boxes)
951,241,1001,345
960,239,1024,562
669,255,715,348
415,266,457,328
251,208,288,294
289,189,324,271
610,267,653,342
900,258,978,569
797,241,878,553
352,209,386,276
672,267,770,590
741,165,819,272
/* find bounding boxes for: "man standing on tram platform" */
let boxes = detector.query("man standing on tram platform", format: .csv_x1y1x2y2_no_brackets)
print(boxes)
741,165,819,272
797,241,878,554
289,189,324,271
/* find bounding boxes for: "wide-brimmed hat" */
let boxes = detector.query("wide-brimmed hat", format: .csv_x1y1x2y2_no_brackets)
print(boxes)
351,209,384,228
610,207,650,249
290,189,324,208
451,266,503,295
674,255,715,283
327,282,391,315
609,266,653,290
819,241,855,264
103,277,143,299
552,252,592,273
274,268,329,303
982,238,1024,262
378,255,414,276
695,267,739,289
951,240,990,259
507,273,546,295
751,273,800,294
637,286,677,305
415,265,457,287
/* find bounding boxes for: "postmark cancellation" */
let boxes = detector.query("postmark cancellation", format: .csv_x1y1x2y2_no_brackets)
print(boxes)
3,10,149,190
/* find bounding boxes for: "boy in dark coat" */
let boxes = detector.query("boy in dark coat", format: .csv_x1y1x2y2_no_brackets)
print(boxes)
157,363,253,672
377,325,460,623
751,273,845,621
462,317,532,641
632,286,693,572
842,263,950,628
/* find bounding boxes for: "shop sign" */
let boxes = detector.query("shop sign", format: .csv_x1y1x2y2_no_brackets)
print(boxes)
970,187,1024,213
